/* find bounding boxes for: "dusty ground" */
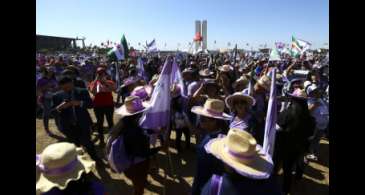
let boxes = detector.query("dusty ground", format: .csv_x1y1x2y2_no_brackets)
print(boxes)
36,108,329,195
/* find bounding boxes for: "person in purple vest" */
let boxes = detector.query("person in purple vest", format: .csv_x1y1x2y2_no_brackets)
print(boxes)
106,96,161,195
191,99,231,195
36,142,105,195
201,129,282,195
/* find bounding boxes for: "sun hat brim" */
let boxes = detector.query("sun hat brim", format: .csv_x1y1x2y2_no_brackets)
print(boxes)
199,70,214,77
191,106,232,120
218,66,234,72
121,78,139,88
286,92,308,100
225,94,256,110
36,148,95,194
206,137,273,179
115,102,150,117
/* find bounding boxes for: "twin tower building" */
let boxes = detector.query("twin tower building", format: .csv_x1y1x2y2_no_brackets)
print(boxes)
195,20,207,51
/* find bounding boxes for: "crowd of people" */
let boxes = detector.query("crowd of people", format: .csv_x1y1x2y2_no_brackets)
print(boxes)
36,48,329,195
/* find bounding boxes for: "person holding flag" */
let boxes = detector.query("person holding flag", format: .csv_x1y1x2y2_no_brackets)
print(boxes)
273,88,316,194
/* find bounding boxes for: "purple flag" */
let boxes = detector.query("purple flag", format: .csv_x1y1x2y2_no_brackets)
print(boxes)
139,58,173,130
171,59,186,98
137,57,147,81
263,68,277,157
115,63,120,89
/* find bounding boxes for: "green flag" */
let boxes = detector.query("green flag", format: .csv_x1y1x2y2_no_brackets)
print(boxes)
121,34,129,59
107,34,129,61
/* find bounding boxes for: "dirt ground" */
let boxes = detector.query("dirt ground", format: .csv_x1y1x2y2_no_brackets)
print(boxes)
36,108,329,195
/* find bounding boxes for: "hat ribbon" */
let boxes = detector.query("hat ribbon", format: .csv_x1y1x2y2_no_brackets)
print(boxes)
224,145,255,160
206,108,223,116
37,158,79,176
132,89,148,100
127,99,145,112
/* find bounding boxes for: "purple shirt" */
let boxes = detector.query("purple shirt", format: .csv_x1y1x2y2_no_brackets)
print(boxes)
37,77,58,93
229,114,252,131
187,81,201,97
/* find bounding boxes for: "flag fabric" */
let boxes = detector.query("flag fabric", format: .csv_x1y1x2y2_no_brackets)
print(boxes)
146,39,158,53
291,36,311,57
107,35,129,61
263,68,278,158
137,57,147,81
139,58,174,130
269,48,281,61
121,35,129,59
107,45,125,61
171,59,186,98
115,63,120,89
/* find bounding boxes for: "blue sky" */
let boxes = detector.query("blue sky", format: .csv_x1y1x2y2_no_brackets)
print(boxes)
36,0,328,50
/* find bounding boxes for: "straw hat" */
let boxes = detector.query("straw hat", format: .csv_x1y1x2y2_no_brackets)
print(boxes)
36,142,96,194
256,75,271,90
205,129,273,179
191,99,232,120
287,88,308,100
305,83,319,96
131,85,153,100
182,67,196,77
218,64,234,72
233,76,249,89
115,96,150,117
199,68,214,77
225,92,256,110
121,77,139,88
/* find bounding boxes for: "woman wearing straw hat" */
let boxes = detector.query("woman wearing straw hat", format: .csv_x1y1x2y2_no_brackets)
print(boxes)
106,96,161,195
36,142,105,195
274,88,316,194
232,75,249,92
246,75,271,145
191,98,231,195
217,64,235,95
201,129,282,195
115,76,140,107
130,85,153,102
225,92,256,133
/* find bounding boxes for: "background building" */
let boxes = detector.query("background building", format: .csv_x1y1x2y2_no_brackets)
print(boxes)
36,35,85,51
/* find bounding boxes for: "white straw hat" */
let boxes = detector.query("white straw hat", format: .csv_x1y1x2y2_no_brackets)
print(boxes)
115,96,150,117
36,142,96,194
205,129,273,179
225,92,256,110
191,98,232,120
